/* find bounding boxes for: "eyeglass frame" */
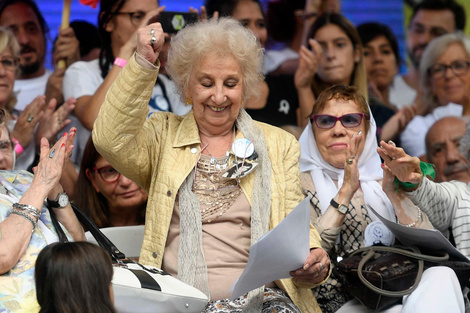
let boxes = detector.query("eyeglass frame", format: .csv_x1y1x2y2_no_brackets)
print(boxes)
427,60,470,79
92,165,122,183
111,10,147,26
0,139,14,154
311,113,369,129
0,56,19,72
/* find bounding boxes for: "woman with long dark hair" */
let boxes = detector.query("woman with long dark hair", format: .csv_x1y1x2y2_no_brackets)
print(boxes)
76,137,147,228
35,242,116,313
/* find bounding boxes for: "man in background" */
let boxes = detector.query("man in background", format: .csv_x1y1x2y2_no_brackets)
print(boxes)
0,0,79,109
425,116,470,183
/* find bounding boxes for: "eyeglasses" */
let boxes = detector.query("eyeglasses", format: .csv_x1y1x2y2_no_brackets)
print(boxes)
93,165,122,183
312,113,368,129
112,11,147,26
427,60,470,79
0,56,19,71
0,140,13,154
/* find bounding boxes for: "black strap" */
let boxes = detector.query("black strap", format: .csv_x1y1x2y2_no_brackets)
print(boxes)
70,203,126,261
46,201,126,262
127,268,162,291
47,205,69,243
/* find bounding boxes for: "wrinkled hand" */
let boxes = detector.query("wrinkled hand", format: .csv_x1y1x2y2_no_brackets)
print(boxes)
295,39,322,90
290,248,330,285
31,128,76,194
136,22,164,64
45,68,65,105
36,97,76,147
53,27,80,68
12,95,47,148
377,140,422,185
342,131,363,193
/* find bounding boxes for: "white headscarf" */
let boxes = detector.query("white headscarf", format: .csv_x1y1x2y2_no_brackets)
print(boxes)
299,110,395,222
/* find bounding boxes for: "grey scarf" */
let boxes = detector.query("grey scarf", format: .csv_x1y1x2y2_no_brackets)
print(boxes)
178,109,272,311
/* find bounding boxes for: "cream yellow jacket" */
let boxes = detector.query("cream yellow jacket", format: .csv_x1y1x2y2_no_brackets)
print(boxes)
93,55,326,313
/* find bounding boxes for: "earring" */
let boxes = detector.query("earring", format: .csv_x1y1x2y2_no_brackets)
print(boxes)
186,97,193,105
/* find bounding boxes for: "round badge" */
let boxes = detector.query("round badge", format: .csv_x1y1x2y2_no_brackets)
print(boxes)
232,138,254,159
363,221,394,247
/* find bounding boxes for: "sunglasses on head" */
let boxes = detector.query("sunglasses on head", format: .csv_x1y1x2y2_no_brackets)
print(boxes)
312,113,368,129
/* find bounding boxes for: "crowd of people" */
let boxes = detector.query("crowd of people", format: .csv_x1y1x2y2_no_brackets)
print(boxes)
0,0,470,312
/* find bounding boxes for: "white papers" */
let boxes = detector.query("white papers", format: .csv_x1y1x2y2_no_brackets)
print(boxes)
229,197,311,299
367,205,469,262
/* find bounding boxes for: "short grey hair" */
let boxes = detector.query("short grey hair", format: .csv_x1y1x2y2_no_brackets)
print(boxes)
166,17,264,102
419,32,470,113
460,121,470,160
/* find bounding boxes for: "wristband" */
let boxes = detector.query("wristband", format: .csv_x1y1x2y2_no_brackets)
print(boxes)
394,161,435,190
113,57,127,68
12,138,23,155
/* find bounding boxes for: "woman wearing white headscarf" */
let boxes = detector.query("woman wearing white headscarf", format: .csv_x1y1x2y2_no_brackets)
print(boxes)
298,85,464,313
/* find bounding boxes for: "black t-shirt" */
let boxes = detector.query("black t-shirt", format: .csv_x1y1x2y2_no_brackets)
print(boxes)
245,74,299,127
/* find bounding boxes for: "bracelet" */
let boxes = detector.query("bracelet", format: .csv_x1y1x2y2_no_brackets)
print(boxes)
394,161,435,190
11,210,37,228
113,57,127,68
12,138,24,155
398,207,422,228
13,203,40,219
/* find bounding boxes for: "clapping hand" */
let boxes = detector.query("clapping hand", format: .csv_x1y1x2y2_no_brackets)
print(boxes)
12,95,47,149
377,140,423,185
31,127,76,196
295,39,323,90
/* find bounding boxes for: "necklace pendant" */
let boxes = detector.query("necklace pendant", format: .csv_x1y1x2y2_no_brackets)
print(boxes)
215,164,221,170
210,156,215,165
222,164,227,170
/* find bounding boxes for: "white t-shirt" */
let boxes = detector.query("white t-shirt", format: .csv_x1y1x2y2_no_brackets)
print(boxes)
63,59,190,165
400,103,463,157
389,75,417,110
13,69,52,111
264,47,298,74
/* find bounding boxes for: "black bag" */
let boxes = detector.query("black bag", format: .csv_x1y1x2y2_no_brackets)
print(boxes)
333,245,470,311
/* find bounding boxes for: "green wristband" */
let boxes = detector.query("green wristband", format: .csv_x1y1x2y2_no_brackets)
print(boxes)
394,161,435,190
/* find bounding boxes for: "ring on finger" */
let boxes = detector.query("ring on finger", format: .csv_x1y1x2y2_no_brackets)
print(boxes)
319,262,323,271
150,35,157,45
27,114,34,123
390,156,396,160
347,158,353,164
49,149,56,159
150,28,155,36
349,155,356,160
